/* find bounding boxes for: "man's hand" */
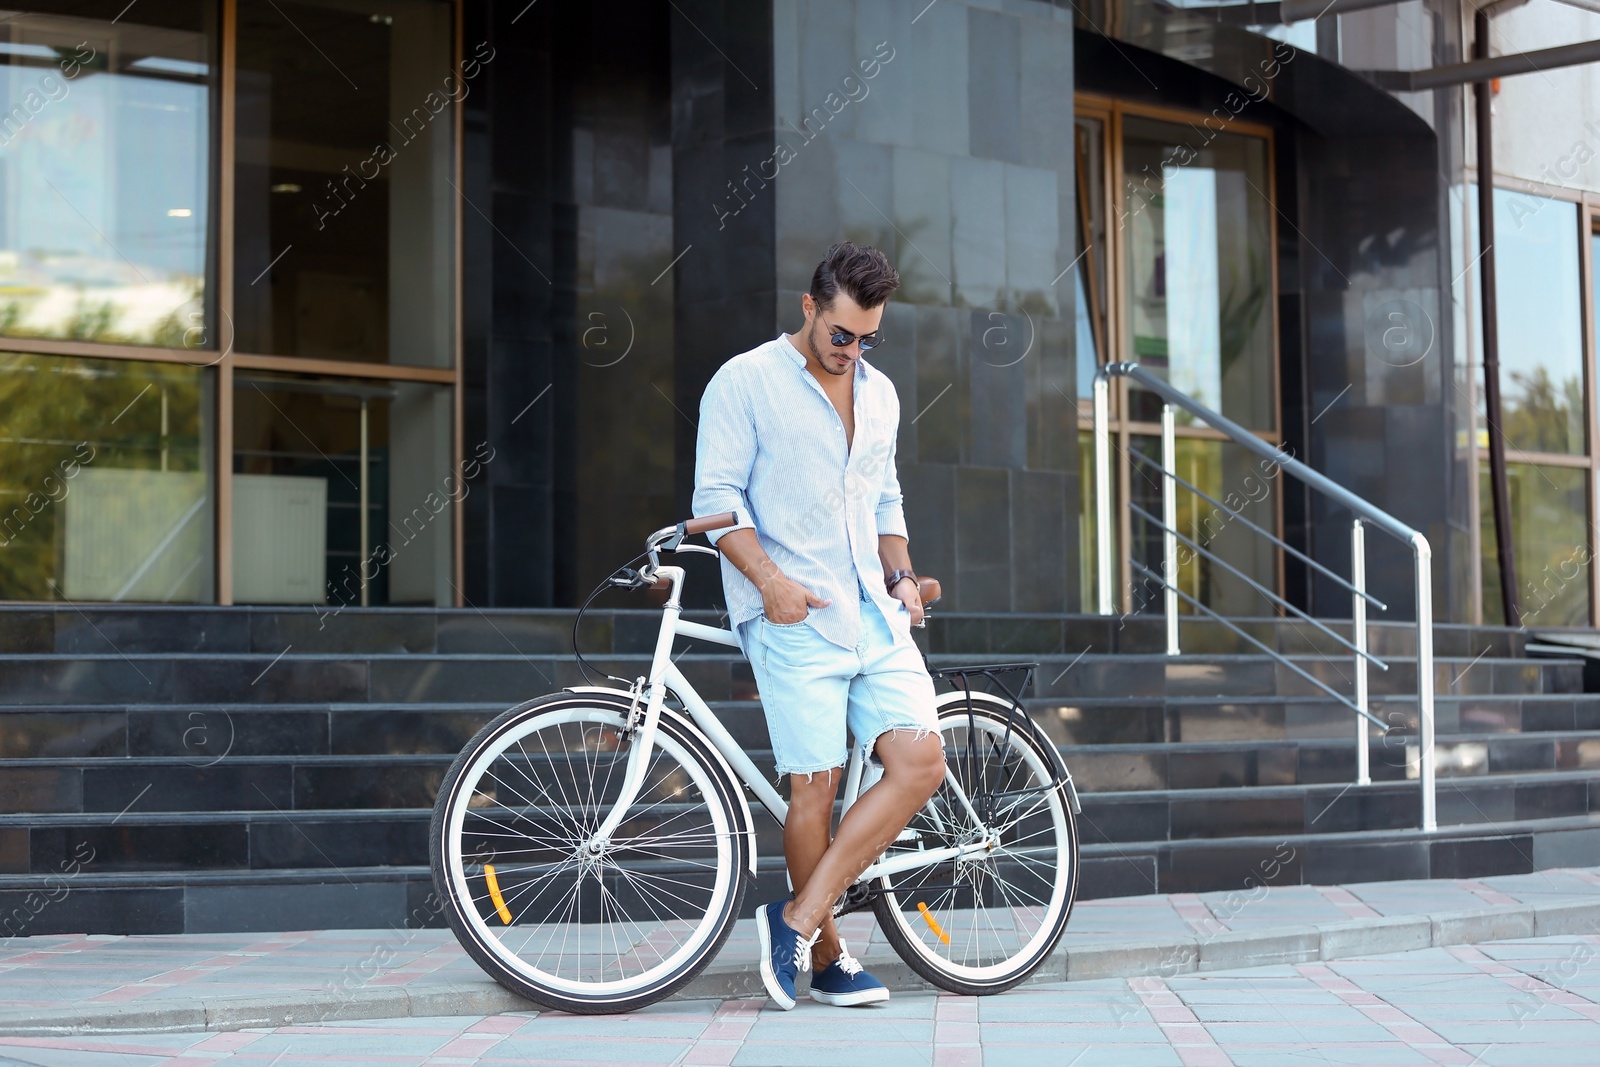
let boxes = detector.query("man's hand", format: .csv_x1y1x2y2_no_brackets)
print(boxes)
763,576,831,624
890,575,924,626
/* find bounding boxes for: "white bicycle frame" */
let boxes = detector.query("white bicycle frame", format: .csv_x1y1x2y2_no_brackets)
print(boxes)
583,562,998,885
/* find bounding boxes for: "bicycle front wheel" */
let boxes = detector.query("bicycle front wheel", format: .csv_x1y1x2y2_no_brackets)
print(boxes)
872,691,1079,995
430,692,750,1014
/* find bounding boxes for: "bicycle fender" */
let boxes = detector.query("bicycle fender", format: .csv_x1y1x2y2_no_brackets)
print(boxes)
561,685,759,876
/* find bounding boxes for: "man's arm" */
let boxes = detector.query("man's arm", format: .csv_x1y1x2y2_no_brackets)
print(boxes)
875,413,923,625
692,369,830,625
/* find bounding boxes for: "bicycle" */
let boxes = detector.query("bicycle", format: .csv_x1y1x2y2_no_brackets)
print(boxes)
429,514,1083,1014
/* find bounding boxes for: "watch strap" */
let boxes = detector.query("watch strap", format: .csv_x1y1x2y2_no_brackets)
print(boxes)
885,568,917,595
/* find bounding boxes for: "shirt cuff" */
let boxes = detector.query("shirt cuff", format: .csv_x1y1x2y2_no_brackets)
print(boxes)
875,503,909,541
702,505,756,545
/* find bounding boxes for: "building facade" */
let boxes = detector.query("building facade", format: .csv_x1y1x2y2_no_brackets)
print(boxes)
3,0,1598,630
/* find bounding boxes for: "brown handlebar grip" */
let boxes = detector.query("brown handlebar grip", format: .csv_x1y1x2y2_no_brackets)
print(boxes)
683,512,738,535
917,576,942,606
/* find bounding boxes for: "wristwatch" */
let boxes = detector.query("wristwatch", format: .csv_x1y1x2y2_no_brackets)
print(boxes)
885,568,917,596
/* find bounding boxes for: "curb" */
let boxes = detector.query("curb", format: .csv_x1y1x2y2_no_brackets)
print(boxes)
4,899,1600,1036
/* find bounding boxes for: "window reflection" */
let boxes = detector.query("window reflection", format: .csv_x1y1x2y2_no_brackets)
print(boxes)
233,374,453,606
1480,463,1589,627
0,352,212,601
0,2,213,346
1121,117,1274,431
1476,189,1585,456
233,0,456,366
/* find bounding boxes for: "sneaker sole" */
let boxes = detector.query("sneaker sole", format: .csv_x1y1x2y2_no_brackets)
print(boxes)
809,986,891,1007
755,904,796,1011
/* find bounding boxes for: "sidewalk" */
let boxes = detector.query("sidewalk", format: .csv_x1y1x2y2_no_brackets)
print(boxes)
4,868,1600,1037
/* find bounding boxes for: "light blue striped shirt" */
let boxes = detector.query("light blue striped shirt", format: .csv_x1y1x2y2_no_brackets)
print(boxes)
692,334,912,651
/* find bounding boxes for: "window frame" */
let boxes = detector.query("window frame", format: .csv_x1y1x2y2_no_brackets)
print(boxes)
1075,93,1284,615
0,0,466,606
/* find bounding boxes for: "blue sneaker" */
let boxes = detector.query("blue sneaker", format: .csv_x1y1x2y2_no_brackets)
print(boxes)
756,901,817,1010
808,940,889,1006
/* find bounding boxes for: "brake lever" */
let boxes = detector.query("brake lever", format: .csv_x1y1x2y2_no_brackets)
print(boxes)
673,544,719,557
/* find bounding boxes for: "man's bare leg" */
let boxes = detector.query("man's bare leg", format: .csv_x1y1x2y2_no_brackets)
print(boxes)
784,768,846,970
781,729,946,939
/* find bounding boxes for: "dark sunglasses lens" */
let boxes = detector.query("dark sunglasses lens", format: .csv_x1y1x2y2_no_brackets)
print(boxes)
829,332,852,347
858,334,881,351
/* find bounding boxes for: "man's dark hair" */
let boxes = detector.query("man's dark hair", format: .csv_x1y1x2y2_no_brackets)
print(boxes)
809,241,900,310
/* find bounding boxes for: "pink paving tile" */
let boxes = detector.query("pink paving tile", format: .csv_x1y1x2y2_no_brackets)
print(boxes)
154,1057,220,1066
933,1048,982,1067
1456,879,1519,906
86,984,163,1003
1161,1023,1215,1044
1152,1006,1199,1023
934,994,979,1022
934,1022,980,1044
680,1040,739,1067
190,1032,263,1052
432,1036,505,1057
466,1015,527,1035
1314,885,1381,919
1176,1047,1233,1067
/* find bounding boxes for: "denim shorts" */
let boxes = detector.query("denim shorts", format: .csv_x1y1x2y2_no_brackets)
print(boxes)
737,593,940,777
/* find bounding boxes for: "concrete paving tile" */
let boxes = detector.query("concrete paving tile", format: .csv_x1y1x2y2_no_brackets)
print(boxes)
730,1044,935,1067
1424,1020,1600,1043
489,1036,694,1062
1224,1046,1435,1066
1467,1045,1600,1066
980,1022,1169,1042
1202,1021,1399,1043
980,1046,1181,1067
1186,1002,1370,1023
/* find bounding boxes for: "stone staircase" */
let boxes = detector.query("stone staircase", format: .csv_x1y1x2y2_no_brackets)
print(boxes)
0,605,1596,935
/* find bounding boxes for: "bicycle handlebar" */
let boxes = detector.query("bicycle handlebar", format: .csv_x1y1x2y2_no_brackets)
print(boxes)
682,512,738,535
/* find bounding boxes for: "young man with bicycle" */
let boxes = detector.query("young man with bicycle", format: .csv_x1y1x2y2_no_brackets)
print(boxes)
693,241,948,1009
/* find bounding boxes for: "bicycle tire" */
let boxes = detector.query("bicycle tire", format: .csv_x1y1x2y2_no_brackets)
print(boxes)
871,691,1079,995
430,691,751,1014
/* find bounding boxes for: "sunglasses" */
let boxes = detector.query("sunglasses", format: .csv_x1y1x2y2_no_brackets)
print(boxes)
820,322,884,352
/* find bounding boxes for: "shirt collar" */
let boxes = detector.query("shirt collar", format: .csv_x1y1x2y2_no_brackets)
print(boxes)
776,333,870,382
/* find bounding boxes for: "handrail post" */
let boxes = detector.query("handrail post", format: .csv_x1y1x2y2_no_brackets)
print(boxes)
1094,370,1113,615
1161,404,1179,655
1414,534,1436,831
1352,519,1370,786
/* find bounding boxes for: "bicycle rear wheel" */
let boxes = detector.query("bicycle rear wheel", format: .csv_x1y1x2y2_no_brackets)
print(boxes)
430,692,750,1014
872,691,1078,995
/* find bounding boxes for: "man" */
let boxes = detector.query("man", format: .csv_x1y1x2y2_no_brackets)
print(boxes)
693,241,947,1010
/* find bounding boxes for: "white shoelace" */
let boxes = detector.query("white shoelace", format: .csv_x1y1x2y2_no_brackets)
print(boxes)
833,940,864,977
793,928,822,973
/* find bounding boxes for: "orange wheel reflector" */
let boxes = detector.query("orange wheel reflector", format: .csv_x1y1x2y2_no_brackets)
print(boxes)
916,901,950,945
483,863,513,925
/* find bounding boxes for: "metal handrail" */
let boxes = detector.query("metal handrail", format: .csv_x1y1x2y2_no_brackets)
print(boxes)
1127,447,1389,611
1125,501,1390,672
1093,361,1437,832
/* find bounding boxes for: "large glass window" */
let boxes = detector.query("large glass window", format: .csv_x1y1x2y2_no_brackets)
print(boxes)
0,2,214,346
1480,464,1589,628
233,0,455,367
1080,100,1280,616
1478,189,1585,456
0,352,213,601
1470,190,1591,626
233,373,453,606
1120,116,1275,431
